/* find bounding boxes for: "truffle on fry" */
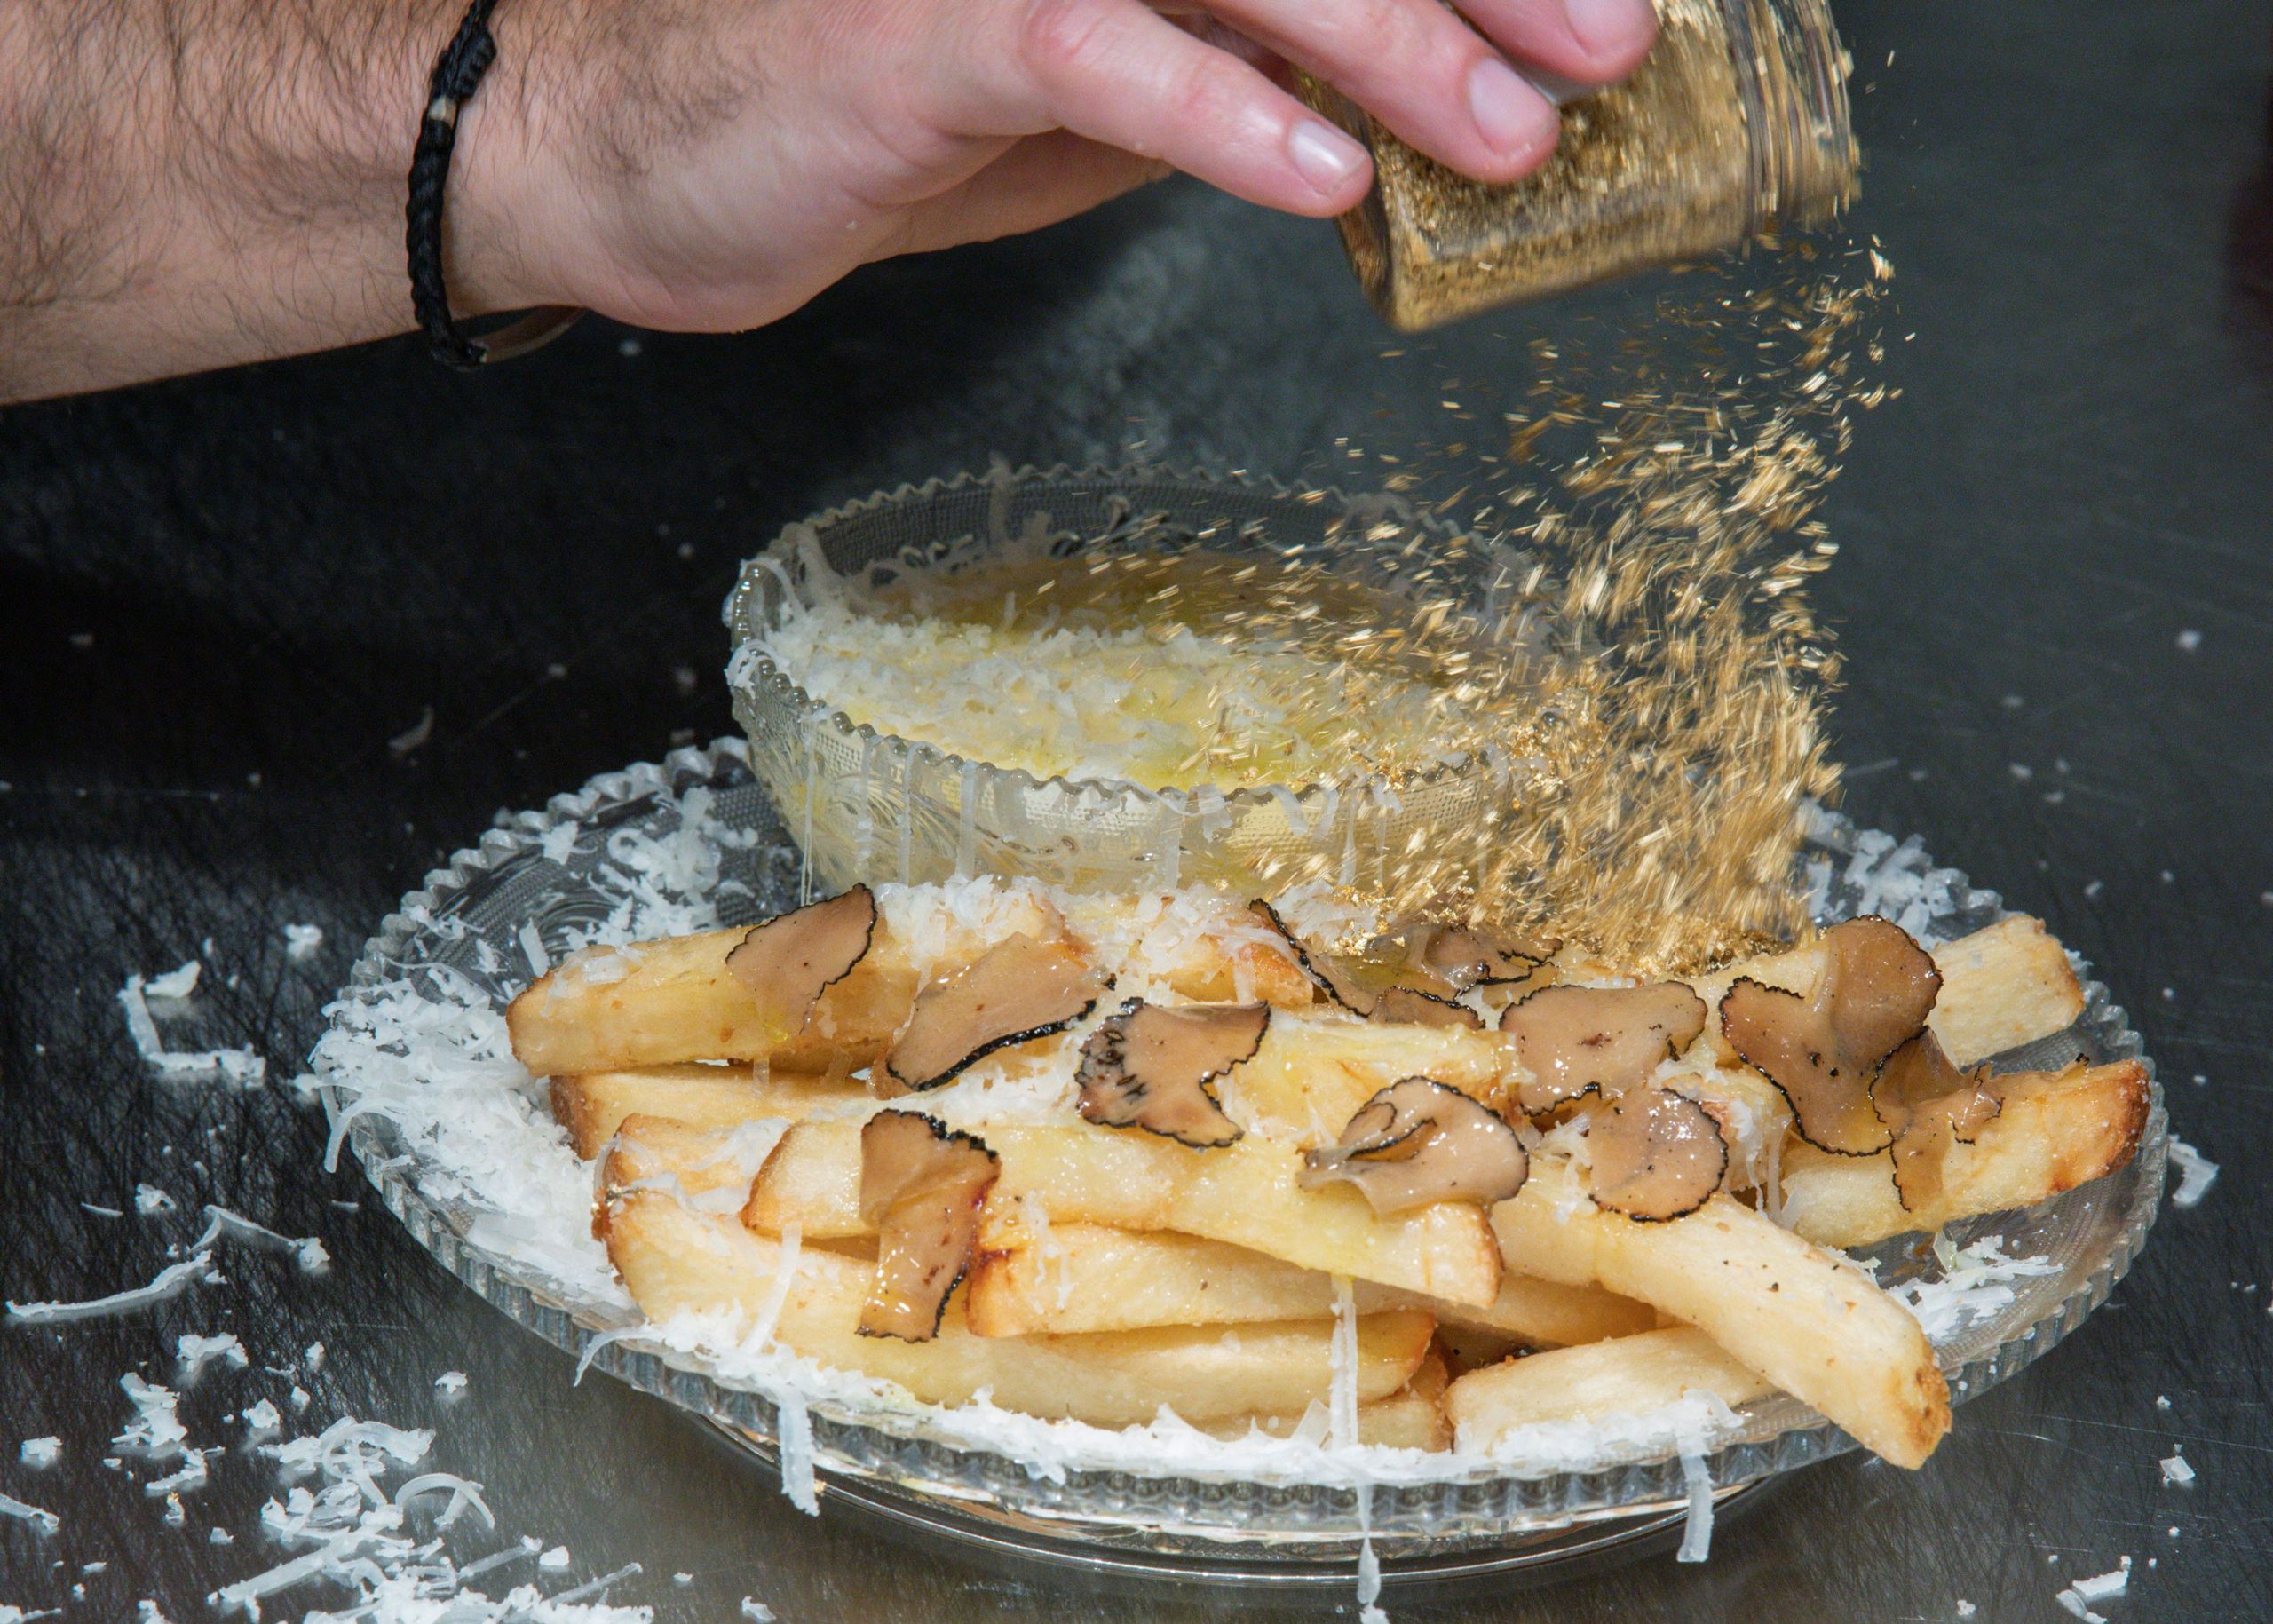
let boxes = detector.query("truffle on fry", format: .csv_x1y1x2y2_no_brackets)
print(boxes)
1074,999,1267,1148
722,883,878,1034
856,1111,1001,1341
1501,983,1709,1114
1585,1084,1730,1222
1299,1076,1531,1216
1719,915,1942,1154
882,935,1105,1093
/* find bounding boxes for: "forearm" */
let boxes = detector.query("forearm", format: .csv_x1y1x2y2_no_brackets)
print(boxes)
0,0,564,402
0,0,1659,405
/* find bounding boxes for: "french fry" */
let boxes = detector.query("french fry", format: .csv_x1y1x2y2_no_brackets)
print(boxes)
1219,1012,1517,1145
601,1189,1433,1425
745,1122,1503,1308
1778,1059,2150,1248
508,928,929,1076
965,1219,1651,1346
1690,914,2085,1070
1445,1327,1772,1453
1680,914,2091,1190
1492,1161,1949,1468
508,889,1327,1079
550,1065,866,1157
1198,1354,1453,1450
1216,919,2082,1173
1921,915,2088,1064
604,1114,785,1205
1059,894,1317,1007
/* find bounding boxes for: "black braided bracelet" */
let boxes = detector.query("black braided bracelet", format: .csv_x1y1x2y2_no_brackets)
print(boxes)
406,0,584,368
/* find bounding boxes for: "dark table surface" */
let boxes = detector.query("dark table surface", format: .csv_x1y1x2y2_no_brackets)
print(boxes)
5,0,2271,1618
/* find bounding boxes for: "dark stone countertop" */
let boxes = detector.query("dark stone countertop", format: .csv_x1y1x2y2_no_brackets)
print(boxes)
4,0,2269,1618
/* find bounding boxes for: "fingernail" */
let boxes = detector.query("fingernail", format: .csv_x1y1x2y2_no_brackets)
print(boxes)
1467,57,1556,157
1564,0,1657,59
1288,120,1368,196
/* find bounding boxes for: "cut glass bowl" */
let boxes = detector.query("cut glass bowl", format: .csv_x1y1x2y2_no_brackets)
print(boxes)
722,466,1560,904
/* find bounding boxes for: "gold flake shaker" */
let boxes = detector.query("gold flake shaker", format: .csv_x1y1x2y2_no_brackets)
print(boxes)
1304,0,1858,330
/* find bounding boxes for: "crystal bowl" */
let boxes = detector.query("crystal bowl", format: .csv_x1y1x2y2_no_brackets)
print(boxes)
721,466,1558,903
318,741,2166,1584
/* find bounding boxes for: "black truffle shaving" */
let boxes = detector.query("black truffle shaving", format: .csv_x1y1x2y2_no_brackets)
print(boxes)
856,1111,1002,1342
1373,985,1485,1031
883,935,1110,1092
1247,899,1366,1013
724,883,878,1033
1073,997,1266,1147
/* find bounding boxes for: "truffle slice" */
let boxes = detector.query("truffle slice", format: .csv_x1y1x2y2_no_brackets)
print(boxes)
883,934,1105,1092
1247,899,1372,1013
1501,984,1710,1114
1873,1028,2004,1213
1413,923,1562,990
1584,1084,1730,1221
1074,999,1267,1147
724,883,877,1034
856,1111,1001,1342
1374,986,1485,1031
1718,915,1943,1155
1298,1077,1531,1215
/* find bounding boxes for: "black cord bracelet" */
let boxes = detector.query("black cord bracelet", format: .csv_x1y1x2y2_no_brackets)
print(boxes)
406,0,583,368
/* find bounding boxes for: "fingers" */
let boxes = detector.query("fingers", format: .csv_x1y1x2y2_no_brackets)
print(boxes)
1203,0,1560,183
1457,0,1659,87
957,0,1375,216
886,133,1172,256
1202,0,1656,183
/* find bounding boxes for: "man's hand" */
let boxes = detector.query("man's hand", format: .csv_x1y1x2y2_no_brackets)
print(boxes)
0,0,1655,402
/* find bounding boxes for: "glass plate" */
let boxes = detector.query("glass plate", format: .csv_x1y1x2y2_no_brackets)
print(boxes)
319,741,2165,1580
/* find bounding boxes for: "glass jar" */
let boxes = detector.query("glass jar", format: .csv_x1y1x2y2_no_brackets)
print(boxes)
1303,0,1857,331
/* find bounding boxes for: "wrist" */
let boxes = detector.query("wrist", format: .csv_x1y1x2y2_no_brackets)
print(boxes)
404,4,588,319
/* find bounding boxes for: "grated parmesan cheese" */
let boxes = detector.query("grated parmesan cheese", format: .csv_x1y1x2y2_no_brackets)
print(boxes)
146,960,202,1000
741,540,1484,791
1328,1278,1361,1450
392,1471,495,1530
2167,1137,2218,1208
0,1493,59,1536
387,707,435,756
117,974,266,1087
1352,1478,1387,1624
115,1374,191,1467
177,1332,249,1379
1894,1233,2060,1343
2055,1557,2131,1620
1675,1447,1715,1562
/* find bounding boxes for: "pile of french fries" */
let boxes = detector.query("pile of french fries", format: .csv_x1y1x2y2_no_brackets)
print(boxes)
508,882,2148,1469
